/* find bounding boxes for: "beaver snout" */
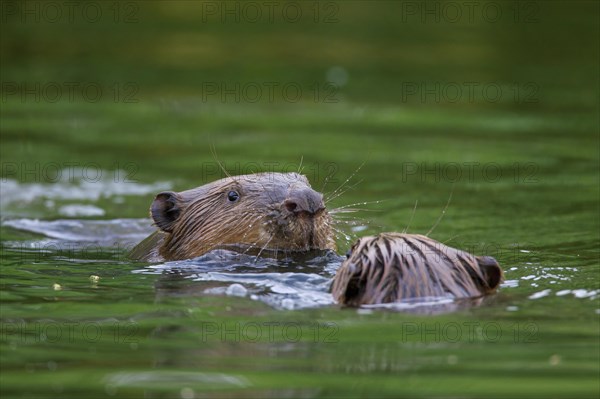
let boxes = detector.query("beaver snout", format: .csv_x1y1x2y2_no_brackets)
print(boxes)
283,188,325,216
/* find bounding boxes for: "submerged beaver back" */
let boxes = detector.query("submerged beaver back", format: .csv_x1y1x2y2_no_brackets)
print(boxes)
130,172,336,262
331,233,503,306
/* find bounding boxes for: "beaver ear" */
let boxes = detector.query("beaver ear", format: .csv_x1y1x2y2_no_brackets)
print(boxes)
151,191,182,233
477,256,503,291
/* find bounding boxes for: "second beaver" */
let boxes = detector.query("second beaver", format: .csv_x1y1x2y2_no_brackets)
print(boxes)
331,233,503,306
130,172,336,262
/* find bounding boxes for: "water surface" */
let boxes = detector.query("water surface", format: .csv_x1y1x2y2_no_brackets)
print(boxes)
1,1,598,398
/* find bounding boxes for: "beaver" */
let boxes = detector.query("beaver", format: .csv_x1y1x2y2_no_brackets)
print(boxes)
331,233,503,306
129,172,336,262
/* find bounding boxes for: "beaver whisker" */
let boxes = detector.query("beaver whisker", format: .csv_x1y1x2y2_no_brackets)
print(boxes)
214,219,273,257
329,209,360,214
403,199,419,233
324,161,366,202
328,210,385,247
236,239,264,258
325,178,364,204
255,234,276,260
319,165,341,194
329,210,372,223
330,207,376,214
442,234,462,246
331,217,373,230
330,217,366,227
329,199,386,214
209,143,232,179
329,200,385,231
330,225,353,243
319,159,364,194
426,190,453,237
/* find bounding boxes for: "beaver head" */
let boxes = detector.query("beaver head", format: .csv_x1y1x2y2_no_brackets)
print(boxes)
331,233,503,306
131,172,336,261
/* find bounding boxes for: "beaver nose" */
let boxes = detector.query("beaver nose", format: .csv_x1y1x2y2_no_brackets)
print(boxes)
284,188,325,215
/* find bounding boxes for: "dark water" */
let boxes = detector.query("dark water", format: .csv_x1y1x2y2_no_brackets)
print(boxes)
1,1,599,398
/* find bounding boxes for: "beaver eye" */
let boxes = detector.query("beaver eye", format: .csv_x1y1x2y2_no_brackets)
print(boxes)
345,249,352,259
227,191,240,202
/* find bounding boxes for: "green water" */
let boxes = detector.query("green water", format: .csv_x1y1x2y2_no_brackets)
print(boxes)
1,1,599,398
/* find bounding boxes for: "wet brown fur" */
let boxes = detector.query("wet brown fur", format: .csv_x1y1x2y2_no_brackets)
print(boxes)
130,173,336,262
331,233,503,306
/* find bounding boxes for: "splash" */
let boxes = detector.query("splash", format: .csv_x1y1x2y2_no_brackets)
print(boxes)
0,169,170,216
